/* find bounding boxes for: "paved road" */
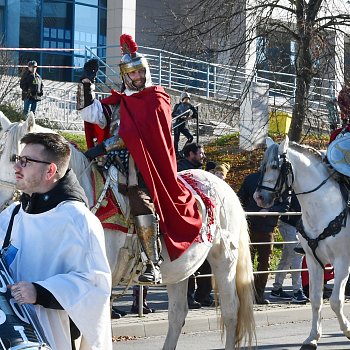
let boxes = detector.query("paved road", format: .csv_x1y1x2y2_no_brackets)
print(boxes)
113,317,350,349
111,278,350,349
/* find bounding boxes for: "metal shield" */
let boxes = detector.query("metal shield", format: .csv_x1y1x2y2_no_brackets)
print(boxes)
327,132,350,176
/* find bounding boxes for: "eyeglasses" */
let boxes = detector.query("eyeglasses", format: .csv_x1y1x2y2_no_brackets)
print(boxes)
13,155,52,168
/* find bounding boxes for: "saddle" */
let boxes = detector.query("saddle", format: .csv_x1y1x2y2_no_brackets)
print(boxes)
90,164,214,288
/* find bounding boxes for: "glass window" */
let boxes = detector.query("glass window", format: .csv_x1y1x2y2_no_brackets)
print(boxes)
0,7,3,38
43,40,50,48
51,28,57,38
41,53,73,82
44,27,50,37
65,30,71,40
82,0,98,5
74,4,97,45
58,29,64,39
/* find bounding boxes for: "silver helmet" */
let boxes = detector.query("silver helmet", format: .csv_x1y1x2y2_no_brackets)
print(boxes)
119,34,152,93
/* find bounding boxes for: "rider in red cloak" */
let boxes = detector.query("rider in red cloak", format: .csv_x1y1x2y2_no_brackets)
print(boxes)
79,34,202,284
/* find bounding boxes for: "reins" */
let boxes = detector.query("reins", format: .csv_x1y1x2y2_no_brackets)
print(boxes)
294,170,337,196
260,149,346,270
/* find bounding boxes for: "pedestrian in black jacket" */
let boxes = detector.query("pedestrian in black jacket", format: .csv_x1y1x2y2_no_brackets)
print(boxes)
20,60,43,116
238,170,290,304
177,143,215,308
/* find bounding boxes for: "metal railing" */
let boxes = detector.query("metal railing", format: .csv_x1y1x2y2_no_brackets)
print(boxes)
131,211,319,316
0,46,338,131
86,44,336,114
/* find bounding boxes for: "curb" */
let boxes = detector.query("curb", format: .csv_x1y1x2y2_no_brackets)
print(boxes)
112,302,350,338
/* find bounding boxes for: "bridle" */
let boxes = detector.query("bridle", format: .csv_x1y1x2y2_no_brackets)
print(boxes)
258,149,343,270
257,153,294,200
257,152,336,199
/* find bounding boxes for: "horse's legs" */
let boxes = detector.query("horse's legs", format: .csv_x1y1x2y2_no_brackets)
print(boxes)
208,247,238,350
330,260,350,339
301,258,324,349
163,279,188,350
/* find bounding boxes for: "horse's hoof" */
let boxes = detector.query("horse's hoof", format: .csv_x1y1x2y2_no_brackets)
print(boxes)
300,344,317,350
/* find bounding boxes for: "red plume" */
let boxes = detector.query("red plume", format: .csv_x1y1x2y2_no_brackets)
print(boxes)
120,34,138,56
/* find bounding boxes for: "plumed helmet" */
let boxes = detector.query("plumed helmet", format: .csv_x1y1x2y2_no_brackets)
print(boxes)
27,60,38,67
119,33,152,92
180,91,191,101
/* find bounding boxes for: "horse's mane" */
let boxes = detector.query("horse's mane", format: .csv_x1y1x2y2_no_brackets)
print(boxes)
260,143,279,170
289,141,324,162
288,141,337,177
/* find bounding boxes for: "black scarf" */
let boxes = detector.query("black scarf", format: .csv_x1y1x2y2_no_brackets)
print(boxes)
20,169,88,214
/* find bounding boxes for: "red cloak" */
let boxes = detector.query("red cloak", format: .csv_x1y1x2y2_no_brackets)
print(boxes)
101,87,202,260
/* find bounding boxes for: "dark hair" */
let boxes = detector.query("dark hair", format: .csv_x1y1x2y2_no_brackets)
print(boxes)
205,161,217,172
27,60,38,67
20,133,71,177
183,142,203,158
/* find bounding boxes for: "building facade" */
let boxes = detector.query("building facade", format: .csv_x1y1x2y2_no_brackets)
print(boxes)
1,0,108,81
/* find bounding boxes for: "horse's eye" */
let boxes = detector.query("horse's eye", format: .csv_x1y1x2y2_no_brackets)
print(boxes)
10,154,16,162
271,165,278,170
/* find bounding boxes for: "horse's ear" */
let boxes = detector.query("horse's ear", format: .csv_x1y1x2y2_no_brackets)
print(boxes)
279,136,289,155
25,112,36,132
0,111,12,131
265,137,275,148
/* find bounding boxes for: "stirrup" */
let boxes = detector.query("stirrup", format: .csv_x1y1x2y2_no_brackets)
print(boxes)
138,263,162,284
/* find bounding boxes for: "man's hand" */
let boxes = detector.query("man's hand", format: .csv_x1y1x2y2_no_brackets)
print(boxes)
85,144,105,160
9,281,37,304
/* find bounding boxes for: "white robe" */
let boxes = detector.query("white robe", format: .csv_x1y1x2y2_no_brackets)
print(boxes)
0,201,112,350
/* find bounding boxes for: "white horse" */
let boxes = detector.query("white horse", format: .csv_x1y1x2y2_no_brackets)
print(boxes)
254,136,350,350
0,112,256,350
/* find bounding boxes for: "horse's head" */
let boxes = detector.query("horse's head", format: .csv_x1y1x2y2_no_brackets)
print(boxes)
0,112,38,208
254,136,293,208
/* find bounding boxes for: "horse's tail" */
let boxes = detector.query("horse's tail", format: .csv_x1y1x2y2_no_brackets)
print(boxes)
235,216,256,348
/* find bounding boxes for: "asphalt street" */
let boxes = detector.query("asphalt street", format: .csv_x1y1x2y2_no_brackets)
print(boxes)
113,318,350,350
111,277,350,349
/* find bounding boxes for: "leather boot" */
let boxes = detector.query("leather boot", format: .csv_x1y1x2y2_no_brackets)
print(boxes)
135,214,162,283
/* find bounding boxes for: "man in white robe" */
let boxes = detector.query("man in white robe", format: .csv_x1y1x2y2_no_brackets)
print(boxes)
0,132,112,350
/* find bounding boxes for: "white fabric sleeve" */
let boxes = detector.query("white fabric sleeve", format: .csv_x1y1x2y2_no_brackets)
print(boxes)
80,99,107,129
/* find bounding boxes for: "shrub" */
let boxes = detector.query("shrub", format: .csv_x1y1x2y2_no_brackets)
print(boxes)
0,104,23,122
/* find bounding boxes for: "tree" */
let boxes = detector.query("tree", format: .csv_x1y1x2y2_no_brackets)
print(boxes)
0,38,20,107
160,0,350,142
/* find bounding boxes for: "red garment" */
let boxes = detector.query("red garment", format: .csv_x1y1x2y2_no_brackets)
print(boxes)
101,87,202,260
329,124,350,144
301,257,334,287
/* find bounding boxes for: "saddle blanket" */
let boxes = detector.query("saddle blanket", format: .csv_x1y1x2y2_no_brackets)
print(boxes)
91,165,129,232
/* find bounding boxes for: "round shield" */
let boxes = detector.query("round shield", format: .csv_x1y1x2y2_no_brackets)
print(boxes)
0,257,52,350
327,132,350,176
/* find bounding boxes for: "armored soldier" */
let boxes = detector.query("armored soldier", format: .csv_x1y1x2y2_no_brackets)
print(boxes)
78,34,202,284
